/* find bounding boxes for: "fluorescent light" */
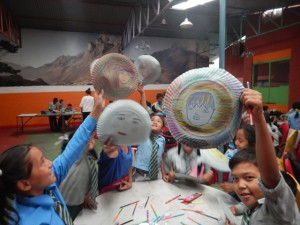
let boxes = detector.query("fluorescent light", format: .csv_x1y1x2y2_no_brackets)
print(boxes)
172,0,214,10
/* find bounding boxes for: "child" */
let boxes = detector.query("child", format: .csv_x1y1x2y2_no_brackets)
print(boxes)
163,143,213,184
0,90,105,225
97,137,133,194
131,113,166,181
221,124,256,193
228,89,300,224
59,132,98,221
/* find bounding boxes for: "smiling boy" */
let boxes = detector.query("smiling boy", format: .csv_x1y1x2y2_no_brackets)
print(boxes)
228,89,300,224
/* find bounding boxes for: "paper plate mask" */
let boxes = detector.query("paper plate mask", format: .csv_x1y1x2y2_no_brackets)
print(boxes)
91,53,139,100
97,99,152,145
134,55,161,85
164,67,243,148
200,148,230,172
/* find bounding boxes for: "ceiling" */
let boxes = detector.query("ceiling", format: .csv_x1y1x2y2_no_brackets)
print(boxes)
2,0,300,48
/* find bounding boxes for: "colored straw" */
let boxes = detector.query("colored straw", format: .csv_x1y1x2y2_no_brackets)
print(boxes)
187,217,202,225
113,207,123,222
150,204,158,217
120,200,139,208
161,213,185,220
144,196,150,208
165,194,181,204
246,81,253,125
132,202,138,216
120,219,134,225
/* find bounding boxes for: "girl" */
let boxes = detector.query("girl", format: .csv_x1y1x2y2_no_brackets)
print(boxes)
0,90,105,225
221,124,256,193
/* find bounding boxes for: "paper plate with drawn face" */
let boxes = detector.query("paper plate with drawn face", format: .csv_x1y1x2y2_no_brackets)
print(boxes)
134,55,161,85
91,53,139,100
164,67,243,149
97,100,152,145
200,148,230,172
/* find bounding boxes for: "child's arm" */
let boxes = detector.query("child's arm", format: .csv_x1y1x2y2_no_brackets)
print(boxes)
241,89,280,188
119,167,133,191
137,83,148,111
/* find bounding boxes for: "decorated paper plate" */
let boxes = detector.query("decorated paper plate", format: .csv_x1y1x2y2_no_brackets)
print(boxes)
91,53,139,100
164,67,243,148
97,99,152,145
200,148,230,172
134,55,161,85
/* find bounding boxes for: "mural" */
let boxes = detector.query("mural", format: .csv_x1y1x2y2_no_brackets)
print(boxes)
0,29,209,86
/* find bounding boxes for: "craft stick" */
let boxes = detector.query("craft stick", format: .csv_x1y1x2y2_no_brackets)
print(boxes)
161,213,185,220
132,202,138,216
150,215,161,225
144,196,150,208
196,211,219,221
150,204,158,217
180,208,203,213
191,201,204,204
246,81,253,125
113,207,123,222
147,210,149,222
165,194,181,204
120,200,139,208
187,217,202,225
120,219,134,225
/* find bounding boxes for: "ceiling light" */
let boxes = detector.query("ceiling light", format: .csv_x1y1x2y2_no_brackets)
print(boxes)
172,0,214,10
180,18,193,29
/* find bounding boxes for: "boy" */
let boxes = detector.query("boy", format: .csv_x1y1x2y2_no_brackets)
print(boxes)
228,89,300,224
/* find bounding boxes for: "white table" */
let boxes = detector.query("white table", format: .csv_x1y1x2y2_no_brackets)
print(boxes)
74,180,241,225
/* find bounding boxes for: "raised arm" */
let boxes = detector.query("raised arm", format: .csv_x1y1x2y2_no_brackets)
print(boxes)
137,83,148,111
240,89,280,188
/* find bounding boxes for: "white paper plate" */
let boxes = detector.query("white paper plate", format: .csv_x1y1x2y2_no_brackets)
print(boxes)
134,55,161,85
200,148,230,172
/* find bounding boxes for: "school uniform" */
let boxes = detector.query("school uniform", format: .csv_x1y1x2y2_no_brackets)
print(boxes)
13,116,96,225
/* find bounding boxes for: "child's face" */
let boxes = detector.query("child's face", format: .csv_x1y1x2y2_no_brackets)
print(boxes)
182,144,193,155
231,162,264,208
234,129,249,151
151,115,164,134
24,147,56,195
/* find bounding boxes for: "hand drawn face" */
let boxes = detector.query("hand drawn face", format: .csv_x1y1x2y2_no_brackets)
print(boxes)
186,92,215,126
110,111,144,138
97,100,152,145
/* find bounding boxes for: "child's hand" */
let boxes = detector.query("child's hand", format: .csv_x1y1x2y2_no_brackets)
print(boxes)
88,139,95,150
83,193,97,210
163,171,175,182
225,206,237,225
220,182,234,193
240,89,264,123
118,180,132,191
137,83,145,95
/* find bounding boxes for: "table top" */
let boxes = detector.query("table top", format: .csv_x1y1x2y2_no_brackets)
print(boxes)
17,112,82,117
74,179,241,225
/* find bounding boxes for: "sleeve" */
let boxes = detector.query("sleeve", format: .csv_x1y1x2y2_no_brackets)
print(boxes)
52,116,97,186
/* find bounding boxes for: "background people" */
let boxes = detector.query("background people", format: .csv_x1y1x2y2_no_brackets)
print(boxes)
48,97,58,132
80,88,94,121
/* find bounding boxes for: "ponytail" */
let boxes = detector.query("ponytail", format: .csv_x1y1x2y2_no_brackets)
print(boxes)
0,144,33,225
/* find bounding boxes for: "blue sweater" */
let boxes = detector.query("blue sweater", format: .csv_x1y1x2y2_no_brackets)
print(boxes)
13,116,96,225
97,146,133,191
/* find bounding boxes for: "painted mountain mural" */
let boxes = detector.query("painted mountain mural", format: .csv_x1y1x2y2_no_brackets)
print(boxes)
0,35,208,86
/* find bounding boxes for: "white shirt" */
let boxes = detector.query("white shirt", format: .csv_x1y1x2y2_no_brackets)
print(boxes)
80,95,94,112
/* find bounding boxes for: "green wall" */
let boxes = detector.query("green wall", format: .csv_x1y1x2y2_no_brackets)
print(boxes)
253,86,289,104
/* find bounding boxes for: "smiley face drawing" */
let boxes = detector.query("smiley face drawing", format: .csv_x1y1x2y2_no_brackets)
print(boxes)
186,91,215,126
97,100,152,145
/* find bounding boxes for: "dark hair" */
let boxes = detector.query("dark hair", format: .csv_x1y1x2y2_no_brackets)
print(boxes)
86,88,91,95
61,132,75,153
238,124,256,147
280,171,297,196
150,112,165,127
0,144,33,225
156,93,164,99
292,102,300,119
229,148,257,170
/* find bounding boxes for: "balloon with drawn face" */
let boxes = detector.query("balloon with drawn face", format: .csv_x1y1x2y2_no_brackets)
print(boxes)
97,100,152,145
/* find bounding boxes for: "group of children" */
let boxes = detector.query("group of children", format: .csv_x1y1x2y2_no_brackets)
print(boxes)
0,88,299,225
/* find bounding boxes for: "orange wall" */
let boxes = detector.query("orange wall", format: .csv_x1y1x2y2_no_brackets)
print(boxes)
0,89,165,128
